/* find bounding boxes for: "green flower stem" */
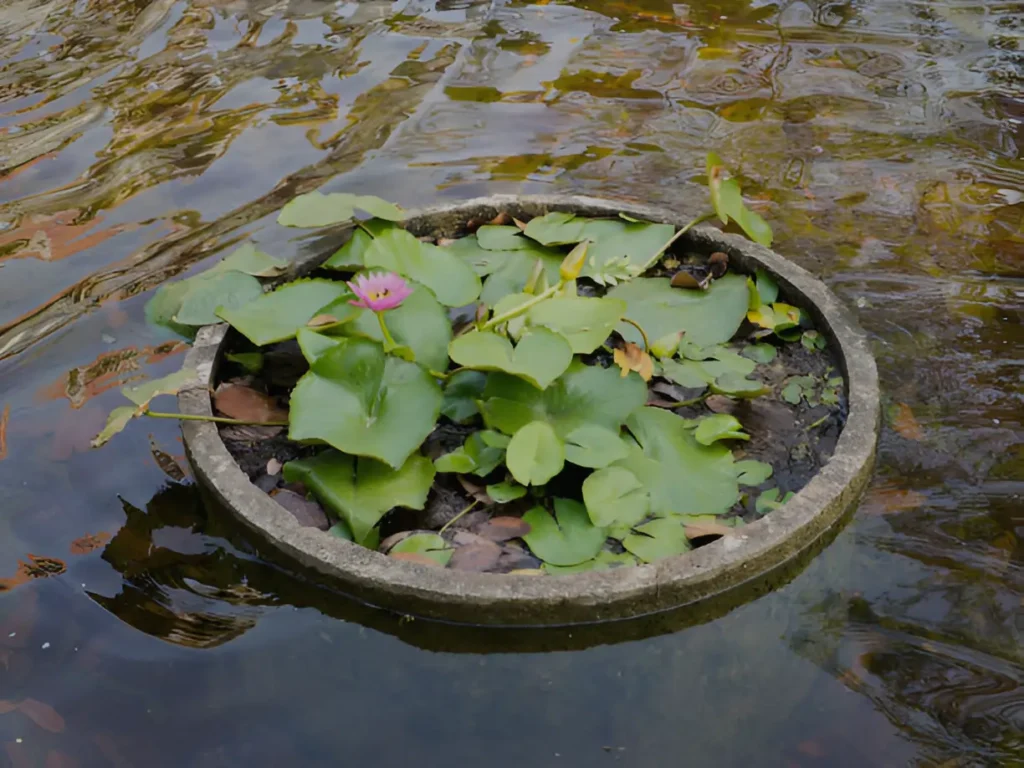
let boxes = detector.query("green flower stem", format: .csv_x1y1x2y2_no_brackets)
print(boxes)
479,280,565,332
439,499,480,535
376,311,398,350
620,317,650,352
640,212,717,271
145,411,289,427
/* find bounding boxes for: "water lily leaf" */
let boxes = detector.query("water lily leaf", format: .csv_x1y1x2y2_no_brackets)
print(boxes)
441,370,487,423
390,532,452,566
448,328,572,389
706,153,772,247
523,211,586,246
173,270,263,326
364,228,480,307
738,207,773,247
218,279,350,345
521,499,608,566
711,372,769,398
781,381,804,404
650,331,683,359
544,550,637,574
214,244,289,276
583,466,649,527
756,487,795,514
623,517,691,563
526,296,626,354
659,359,714,389
92,406,137,448
616,407,739,515
578,219,675,276
563,424,629,468
608,275,749,349
741,342,777,363
278,191,403,227
434,431,505,476
289,337,442,468
479,430,511,448
506,421,565,486
734,459,773,486
476,225,533,251
486,481,527,503
93,367,197,448
801,330,826,351
337,284,451,371
283,450,433,545
434,449,476,474
447,236,564,307
480,360,648,439
145,279,197,336
694,413,749,444
295,328,342,364
755,269,779,304
324,228,372,270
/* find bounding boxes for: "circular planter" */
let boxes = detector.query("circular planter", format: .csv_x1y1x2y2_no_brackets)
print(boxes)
178,194,880,626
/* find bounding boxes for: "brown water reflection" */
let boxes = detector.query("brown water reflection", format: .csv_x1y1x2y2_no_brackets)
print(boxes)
1,0,1021,764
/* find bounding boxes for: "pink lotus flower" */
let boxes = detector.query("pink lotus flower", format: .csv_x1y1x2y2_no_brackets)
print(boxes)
347,271,412,312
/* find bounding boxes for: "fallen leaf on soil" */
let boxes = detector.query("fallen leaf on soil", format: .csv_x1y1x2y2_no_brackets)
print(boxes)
704,395,736,414
860,486,927,515
892,402,925,440
213,384,288,423
69,532,111,555
45,750,79,768
270,489,329,530
684,521,734,539
17,699,65,732
614,343,654,381
266,458,282,476
448,540,502,572
389,551,444,567
475,516,531,542
0,404,9,461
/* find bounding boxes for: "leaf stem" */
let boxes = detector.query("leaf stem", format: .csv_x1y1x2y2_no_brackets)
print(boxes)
439,499,480,534
376,311,398,349
479,280,565,332
805,412,831,431
640,212,717,271
145,411,289,426
620,317,650,352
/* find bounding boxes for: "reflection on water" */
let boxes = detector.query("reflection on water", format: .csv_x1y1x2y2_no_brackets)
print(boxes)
0,0,1021,764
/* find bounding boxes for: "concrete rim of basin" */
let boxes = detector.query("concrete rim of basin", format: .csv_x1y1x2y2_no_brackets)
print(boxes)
178,194,880,626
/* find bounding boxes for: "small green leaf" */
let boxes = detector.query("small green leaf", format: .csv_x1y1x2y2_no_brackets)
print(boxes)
650,331,683,359
563,424,629,468
434,449,477,474
755,487,795,515
283,450,434,546
173,270,263,326
214,244,289,276
694,414,749,444
448,328,572,390
217,279,349,345
121,367,197,409
526,296,627,354
781,381,804,405
91,406,137,448
711,372,769,398
523,211,586,246
623,518,691,563
328,521,354,540
755,269,779,304
544,550,637,574
583,466,649,527
660,359,714,389
464,431,506,476
364,228,480,307
476,225,533,251
801,330,826,351
391,533,452,566
296,328,342,364
323,228,373,270
506,421,565,486
522,499,608,566
741,343,777,364
441,370,488,424
278,191,403,227
486,481,527,503
225,352,264,373
738,206,773,247
734,459,773,486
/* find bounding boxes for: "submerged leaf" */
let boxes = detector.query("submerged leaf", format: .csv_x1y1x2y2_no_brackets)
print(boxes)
522,499,607,566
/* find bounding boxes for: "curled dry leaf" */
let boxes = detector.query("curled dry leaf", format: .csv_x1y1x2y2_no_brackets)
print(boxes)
69,532,111,555
474,516,531,542
613,342,654,382
670,270,712,290
213,383,288,423
892,402,925,441
17,699,65,733
149,439,186,481
389,551,444,567
489,211,512,226
708,251,729,278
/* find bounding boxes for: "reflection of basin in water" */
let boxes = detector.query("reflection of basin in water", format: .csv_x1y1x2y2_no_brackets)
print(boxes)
179,195,880,627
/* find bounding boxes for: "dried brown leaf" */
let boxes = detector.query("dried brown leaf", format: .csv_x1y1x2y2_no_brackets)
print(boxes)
475,516,531,542
149,439,185,481
705,395,737,414
270,490,329,530
489,211,512,226
613,343,654,382
457,475,492,504
69,532,111,555
892,402,925,440
708,251,729,278
0,701,17,714
670,270,711,290
448,540,502,572
512,218,528,231
213,384,288,423
17,699,65,733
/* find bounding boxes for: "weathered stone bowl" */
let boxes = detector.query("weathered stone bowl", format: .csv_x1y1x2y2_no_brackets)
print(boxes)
179,195,880,627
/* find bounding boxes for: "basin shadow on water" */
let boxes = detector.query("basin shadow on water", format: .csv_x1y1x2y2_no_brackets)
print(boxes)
1,0,1022,765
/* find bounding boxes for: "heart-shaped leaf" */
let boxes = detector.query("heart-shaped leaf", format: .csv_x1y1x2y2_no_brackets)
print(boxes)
214,244,289,277
480,361,647,440
446,236,564,307
278,192,403,227
616,407,739,515
390,532,452,566
449,328,572,390
486,482,527,503
526,296,626,354
608,275,749,349
734,459,773,486
289,337,442,468
217,279,350,345
577,218,675,276
563,424,629,468
441,370,488,424
523,211,586,246
623,517,692,563
506,421,565,486
583,466,649,528
741,342,777,363
174,270,264,326
521,499,608,566
364,228,480,307
476,225,533,251
694,413,749,444
283,450,434,545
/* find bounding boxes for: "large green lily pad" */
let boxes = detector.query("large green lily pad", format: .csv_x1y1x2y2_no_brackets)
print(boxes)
526,296,626,354
217,279,350,345
278,192,403,227
521,499,608,566
364,228,480,307
448,328,572,389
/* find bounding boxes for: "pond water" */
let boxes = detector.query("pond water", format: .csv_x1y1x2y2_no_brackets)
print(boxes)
1,0,1021,764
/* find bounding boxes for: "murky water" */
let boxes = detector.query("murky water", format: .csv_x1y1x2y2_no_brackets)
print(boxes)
1,0,1021,764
